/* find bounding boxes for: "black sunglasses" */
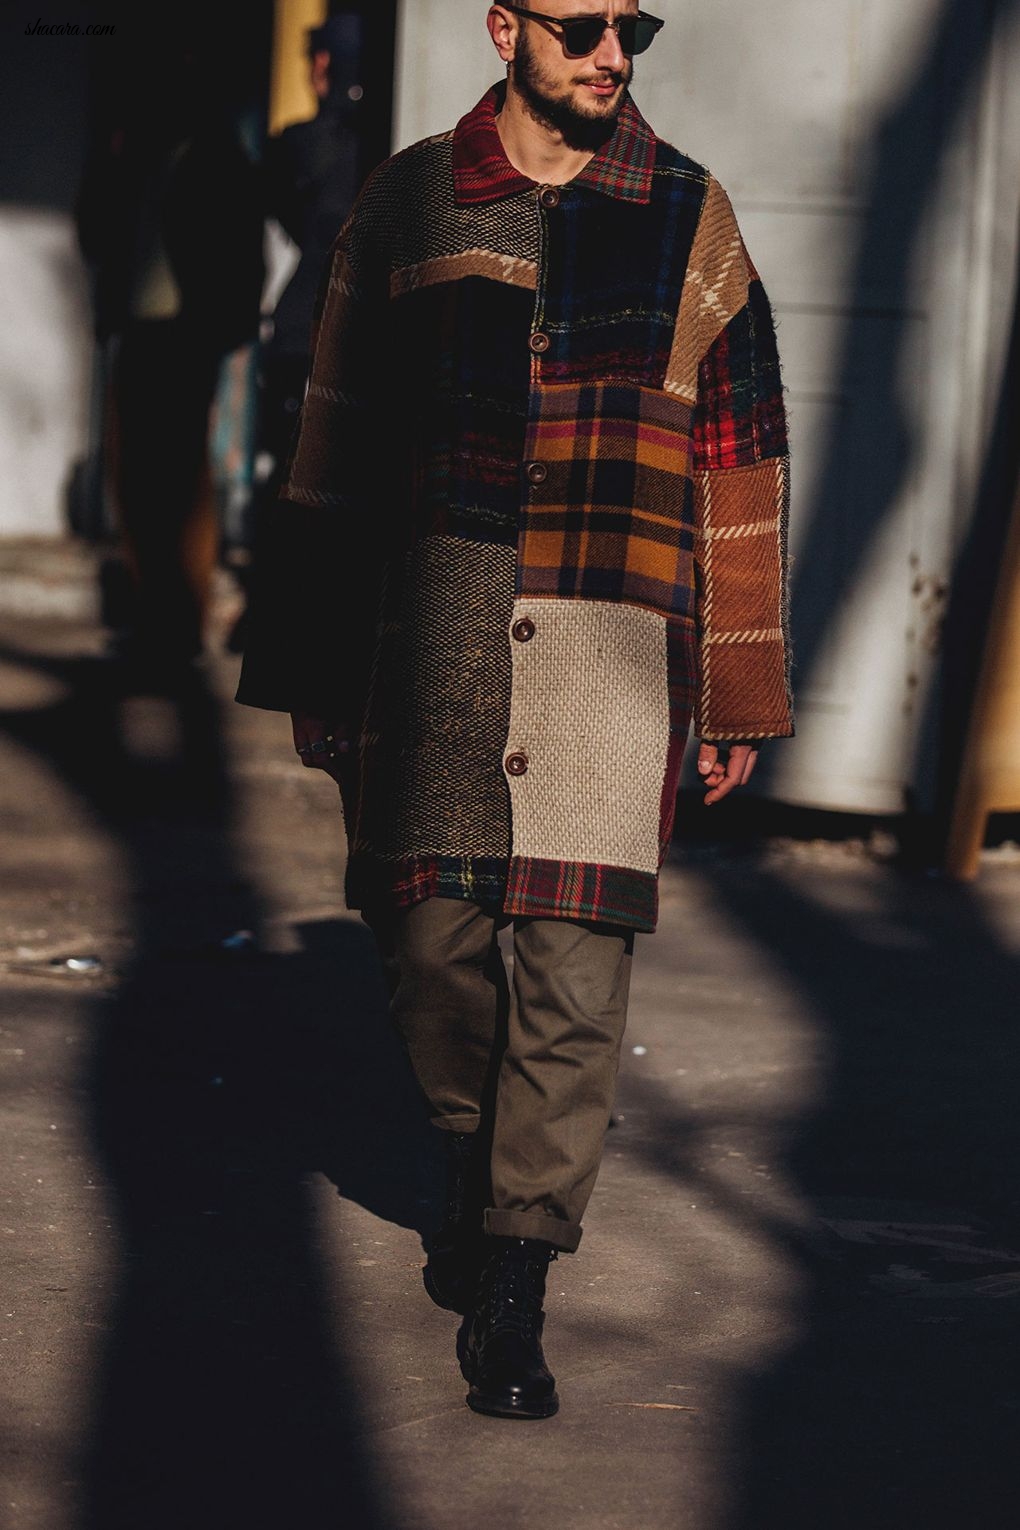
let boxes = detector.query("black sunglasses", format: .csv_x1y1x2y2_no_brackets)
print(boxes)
505,7,665,58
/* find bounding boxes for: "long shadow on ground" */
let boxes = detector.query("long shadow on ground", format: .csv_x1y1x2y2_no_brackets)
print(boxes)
716,857,1020,1529
623,840,1020,1528
0,638,433,1530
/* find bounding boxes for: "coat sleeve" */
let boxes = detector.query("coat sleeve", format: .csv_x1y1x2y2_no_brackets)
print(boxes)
683,177,794,742
235,184,385,718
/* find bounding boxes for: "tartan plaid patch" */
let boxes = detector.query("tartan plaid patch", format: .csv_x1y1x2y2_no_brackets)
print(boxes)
453,85,658,207
538,162,705,387
518,383,696,618
503,857,658,932
577,104,657,203
658,616,698,859
348,853,661,934
694,279,788,471
390,276,534,539
452,92,535,206
658,728,689,864
347,854,509,916
666,614,699,738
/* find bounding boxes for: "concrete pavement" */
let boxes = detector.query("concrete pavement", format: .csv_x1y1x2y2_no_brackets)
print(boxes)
2,577,1020,1530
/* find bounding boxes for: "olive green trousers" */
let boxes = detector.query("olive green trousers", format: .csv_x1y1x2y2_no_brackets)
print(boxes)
372,897,634,1253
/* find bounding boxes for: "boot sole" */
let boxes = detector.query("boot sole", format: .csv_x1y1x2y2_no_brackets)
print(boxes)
466,1386,559,1420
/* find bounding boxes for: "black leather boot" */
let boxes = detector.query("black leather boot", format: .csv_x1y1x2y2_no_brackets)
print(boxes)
422,1130,490,1315
462,1236,559,1419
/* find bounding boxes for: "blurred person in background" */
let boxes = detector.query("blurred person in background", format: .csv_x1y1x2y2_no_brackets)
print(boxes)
229,13,363,653
76,38,264,687
239,1,793,1420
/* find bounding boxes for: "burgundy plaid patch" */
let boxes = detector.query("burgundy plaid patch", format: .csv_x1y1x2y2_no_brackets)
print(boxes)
694,280,787,471
454,85,656,206
503,857,658,932
658,616,698,859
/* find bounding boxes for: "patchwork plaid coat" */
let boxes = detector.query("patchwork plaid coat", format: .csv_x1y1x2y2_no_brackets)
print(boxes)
238,84,793,933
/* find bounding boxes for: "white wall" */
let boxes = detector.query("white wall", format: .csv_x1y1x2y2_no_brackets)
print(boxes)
0,209,93,538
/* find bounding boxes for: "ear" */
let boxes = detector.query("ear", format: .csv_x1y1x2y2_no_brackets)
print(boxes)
310,49,331,99
487,5,518,65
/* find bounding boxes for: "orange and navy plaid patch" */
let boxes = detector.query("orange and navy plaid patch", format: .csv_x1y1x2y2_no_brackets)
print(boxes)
518,383,696,619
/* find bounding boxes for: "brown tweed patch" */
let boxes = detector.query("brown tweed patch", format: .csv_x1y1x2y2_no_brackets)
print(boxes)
694,454,793,738
664,177,753,406
368,134,540,270
390,250,537,298
354,535,515,859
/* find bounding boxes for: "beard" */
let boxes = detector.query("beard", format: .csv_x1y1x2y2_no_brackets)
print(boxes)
512,27,633,151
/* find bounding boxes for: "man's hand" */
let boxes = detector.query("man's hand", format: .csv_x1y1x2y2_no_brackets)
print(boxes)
697,741,759,805
290,712,353,785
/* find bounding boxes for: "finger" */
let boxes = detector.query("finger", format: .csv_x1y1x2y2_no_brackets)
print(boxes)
291,711,323,746
739,747,759,786
705,748,744,805
724,744,756,787
697,742,718,777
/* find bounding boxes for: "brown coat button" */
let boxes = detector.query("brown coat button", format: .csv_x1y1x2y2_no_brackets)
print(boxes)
529,331,550,354
526,461,548,485
512,617,536,643
505,752,529,776
539,186,561,209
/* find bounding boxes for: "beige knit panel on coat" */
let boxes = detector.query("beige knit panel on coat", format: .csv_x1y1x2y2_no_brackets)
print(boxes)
504,598,670,874
693,456,793,739
664,176,753,406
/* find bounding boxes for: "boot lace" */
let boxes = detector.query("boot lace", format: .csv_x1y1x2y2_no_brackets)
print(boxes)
483,1251,555,1342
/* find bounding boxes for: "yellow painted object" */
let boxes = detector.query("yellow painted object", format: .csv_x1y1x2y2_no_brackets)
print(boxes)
269,0,328,136
946,468,1020,878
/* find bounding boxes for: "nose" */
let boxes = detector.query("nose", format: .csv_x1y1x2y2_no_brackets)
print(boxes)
592,21,627,71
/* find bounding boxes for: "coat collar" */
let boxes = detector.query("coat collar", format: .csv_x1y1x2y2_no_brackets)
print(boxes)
452,82,656,206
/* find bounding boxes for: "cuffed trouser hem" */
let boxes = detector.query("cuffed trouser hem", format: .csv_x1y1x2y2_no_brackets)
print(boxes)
433,1114,481,1134
484,1207,582,1254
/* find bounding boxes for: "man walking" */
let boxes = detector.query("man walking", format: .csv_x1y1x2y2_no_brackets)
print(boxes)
238,1,793,1420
